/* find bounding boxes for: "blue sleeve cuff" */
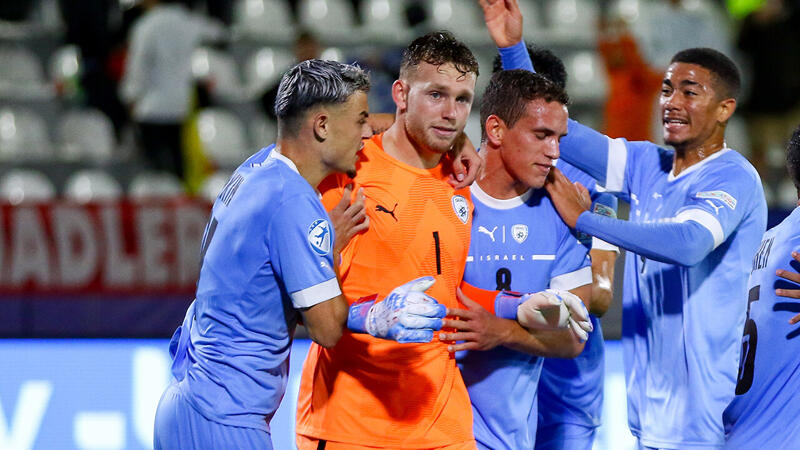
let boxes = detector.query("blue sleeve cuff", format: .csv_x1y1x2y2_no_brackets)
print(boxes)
346,299,375,334
498,40,534,72
591,193,618,218
494,291,525,319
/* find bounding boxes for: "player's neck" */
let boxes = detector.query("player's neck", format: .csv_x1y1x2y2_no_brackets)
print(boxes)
276,140,327,188
672,138,726,177
477,147,530,200
382,119,444,170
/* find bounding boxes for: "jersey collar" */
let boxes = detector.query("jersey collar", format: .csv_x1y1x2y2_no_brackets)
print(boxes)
667,148,731,182
470,181,533,209
268,147,300,175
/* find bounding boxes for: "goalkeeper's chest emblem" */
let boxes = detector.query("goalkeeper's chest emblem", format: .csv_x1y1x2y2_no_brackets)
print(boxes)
451,195,469,224
512,224,528,243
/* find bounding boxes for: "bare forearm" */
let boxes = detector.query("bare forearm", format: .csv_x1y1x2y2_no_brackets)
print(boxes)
590,285,612,317
301,294,348,348
589,249,616,317
505,324,584,358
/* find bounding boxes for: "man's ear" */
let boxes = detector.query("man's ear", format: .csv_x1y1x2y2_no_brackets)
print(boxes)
312,110,328,143
392,79,409,111
717,98,736,124
484,115,505,147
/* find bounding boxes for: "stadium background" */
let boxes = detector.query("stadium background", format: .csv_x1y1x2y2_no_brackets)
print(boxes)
0,0,797,448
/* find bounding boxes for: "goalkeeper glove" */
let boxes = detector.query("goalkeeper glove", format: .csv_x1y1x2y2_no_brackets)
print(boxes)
347,276,446,343
495,289,593,342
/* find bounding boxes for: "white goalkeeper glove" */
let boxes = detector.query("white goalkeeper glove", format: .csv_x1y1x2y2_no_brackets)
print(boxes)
495,289,593,342
347,276,447,343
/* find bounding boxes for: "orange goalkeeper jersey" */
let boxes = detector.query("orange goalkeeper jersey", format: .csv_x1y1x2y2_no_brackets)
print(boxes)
296,134,475,448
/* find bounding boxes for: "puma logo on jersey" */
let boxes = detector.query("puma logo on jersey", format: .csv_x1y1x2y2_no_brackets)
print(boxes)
706,199,724,215
375,203,398,221
478,225,498,242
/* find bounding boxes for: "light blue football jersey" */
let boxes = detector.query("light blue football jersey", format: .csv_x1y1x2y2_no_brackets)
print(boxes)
459,182,592,450
174,145,341,431
723,206,800,449
536,161,614,436
560,124,767,448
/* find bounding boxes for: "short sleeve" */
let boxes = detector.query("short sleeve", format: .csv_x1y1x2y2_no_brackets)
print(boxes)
674,163,756,250
589,192,619,252
269,193,341,309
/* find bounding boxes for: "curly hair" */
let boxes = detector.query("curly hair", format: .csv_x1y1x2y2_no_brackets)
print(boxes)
399,31,479,81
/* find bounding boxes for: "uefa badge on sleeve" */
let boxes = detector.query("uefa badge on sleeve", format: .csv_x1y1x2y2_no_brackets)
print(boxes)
452,195,469,224
308,219,332,255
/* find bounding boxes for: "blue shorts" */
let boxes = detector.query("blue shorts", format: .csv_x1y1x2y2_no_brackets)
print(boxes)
154,382,272,450
535,423,596,450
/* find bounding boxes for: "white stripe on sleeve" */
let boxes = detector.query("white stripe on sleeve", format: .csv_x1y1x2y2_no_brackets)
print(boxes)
591,236,619,253
675,208,725,249
291,277,342,309
603,137,627,192
550,266,593,291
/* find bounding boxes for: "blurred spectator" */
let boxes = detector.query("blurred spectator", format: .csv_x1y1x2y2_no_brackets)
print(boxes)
598,17,662,141
259,30,321,120
120,0,225,180
359,51,401,114
58,0,129,135
737,0,800,178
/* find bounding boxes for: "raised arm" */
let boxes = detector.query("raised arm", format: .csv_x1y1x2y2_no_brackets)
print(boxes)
481,0,621,188
545,166,726,267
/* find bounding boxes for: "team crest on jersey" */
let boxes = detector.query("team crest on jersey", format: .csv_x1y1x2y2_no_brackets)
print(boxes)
696,190,737,210
452,195,469,224
512,224,528,243
307,219,331,255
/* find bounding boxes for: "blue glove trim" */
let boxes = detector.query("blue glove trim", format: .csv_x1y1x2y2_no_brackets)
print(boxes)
347,295,377,334
494,291,526,320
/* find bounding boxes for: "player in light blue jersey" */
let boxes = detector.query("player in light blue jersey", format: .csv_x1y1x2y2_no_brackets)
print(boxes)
539,159,619,450
497,41,621,450
479,5,620,448
484,1,767,447
152,59,448,449
723,125,800,449
436,67,593,449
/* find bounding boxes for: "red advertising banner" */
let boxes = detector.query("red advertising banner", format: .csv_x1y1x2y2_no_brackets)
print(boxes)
0,199,212,294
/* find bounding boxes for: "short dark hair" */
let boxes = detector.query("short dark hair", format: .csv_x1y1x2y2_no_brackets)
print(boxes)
788,124,800,189
480,70,569,142
492,44,567,89
670,48,741,100
274,59,370,136
399,31,479,80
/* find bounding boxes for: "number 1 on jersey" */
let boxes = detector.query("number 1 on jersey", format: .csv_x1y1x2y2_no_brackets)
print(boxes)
433,231,441,275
